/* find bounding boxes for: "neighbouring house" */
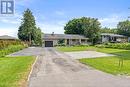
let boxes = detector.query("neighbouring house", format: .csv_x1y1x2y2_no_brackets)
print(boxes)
0,35,17,40
43,33,88,47
101,33,128,43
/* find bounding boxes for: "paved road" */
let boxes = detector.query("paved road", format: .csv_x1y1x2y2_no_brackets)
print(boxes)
28,48,130,87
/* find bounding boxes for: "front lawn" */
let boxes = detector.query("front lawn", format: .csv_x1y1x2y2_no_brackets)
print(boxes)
79,56,130,75
0,56,35,87
57,46,130,75
56,46,127,53
79,48,130,75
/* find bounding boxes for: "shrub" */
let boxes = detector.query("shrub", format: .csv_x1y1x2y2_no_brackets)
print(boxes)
0,40,28,57
0,45,26,57
74,44,89,47
55,43,66,47
0,40,25,49
95,43,130,50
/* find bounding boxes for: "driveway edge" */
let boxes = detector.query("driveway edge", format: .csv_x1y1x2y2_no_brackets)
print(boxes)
27,56,39,82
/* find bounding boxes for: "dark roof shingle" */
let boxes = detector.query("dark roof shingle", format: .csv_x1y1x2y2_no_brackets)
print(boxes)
43,34,88,39
101,33,127,37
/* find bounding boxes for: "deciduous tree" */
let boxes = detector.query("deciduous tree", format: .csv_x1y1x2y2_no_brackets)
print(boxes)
64,17,101,44
117,20,130,36
100,27,117,34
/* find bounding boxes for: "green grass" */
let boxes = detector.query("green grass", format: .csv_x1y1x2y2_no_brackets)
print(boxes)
57,46,130,75
79,57,130,75
0,56,35,87
56,46,95,52
79,47,130,75
56,46,127,53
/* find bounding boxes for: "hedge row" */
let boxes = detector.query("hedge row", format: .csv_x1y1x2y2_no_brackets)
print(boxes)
0,45,27,57
0,40,24,49
95,43,130,50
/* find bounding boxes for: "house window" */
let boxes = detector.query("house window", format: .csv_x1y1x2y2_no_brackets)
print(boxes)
81,39,85,42
72,39,76,41
104,36,106,38
81,39,85,43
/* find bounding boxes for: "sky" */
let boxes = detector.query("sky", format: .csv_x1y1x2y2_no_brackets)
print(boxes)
0,0,130,37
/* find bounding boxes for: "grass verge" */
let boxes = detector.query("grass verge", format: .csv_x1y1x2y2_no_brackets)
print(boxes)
0,56,35,87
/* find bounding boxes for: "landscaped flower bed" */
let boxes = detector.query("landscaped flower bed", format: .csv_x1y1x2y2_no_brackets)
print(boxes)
95,43,130,50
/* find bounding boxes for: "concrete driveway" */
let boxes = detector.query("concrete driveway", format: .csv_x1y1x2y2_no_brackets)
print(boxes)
28,48,130,87
64,51,115,59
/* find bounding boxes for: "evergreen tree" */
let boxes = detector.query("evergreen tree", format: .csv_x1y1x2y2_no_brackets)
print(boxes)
18,9,42,46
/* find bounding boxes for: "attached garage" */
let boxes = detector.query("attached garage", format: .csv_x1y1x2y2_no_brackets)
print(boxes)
45,41,53,47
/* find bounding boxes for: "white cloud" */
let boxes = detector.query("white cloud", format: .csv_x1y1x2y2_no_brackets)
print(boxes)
0,13,21,37
0,28,18,37
38,21,66,34
0,11,127,37
0,13,22,24
99,14,126,28
0,21,65,37
0,19,20,24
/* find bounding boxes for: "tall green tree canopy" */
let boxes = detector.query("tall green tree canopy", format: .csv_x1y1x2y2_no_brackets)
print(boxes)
64,17,101,44
33,27,42,46
18,9,42,46
64,18,84,35
18,9,36,41
100,27,117,34
117,20,130,36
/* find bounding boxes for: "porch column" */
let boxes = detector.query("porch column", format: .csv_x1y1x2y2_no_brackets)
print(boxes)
65,39,67,45
79,39,81,44
85,39,87,44
69,39,71,46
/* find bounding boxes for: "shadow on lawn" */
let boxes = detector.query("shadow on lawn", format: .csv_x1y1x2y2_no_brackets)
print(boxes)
109,50,130,68
111,50,130,60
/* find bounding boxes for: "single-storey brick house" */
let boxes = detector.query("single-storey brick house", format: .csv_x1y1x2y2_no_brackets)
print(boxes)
101,33,128,43
43,33,88,47
0,35,17,40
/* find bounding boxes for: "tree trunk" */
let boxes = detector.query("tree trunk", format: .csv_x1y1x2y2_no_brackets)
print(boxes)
29,34,31,46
